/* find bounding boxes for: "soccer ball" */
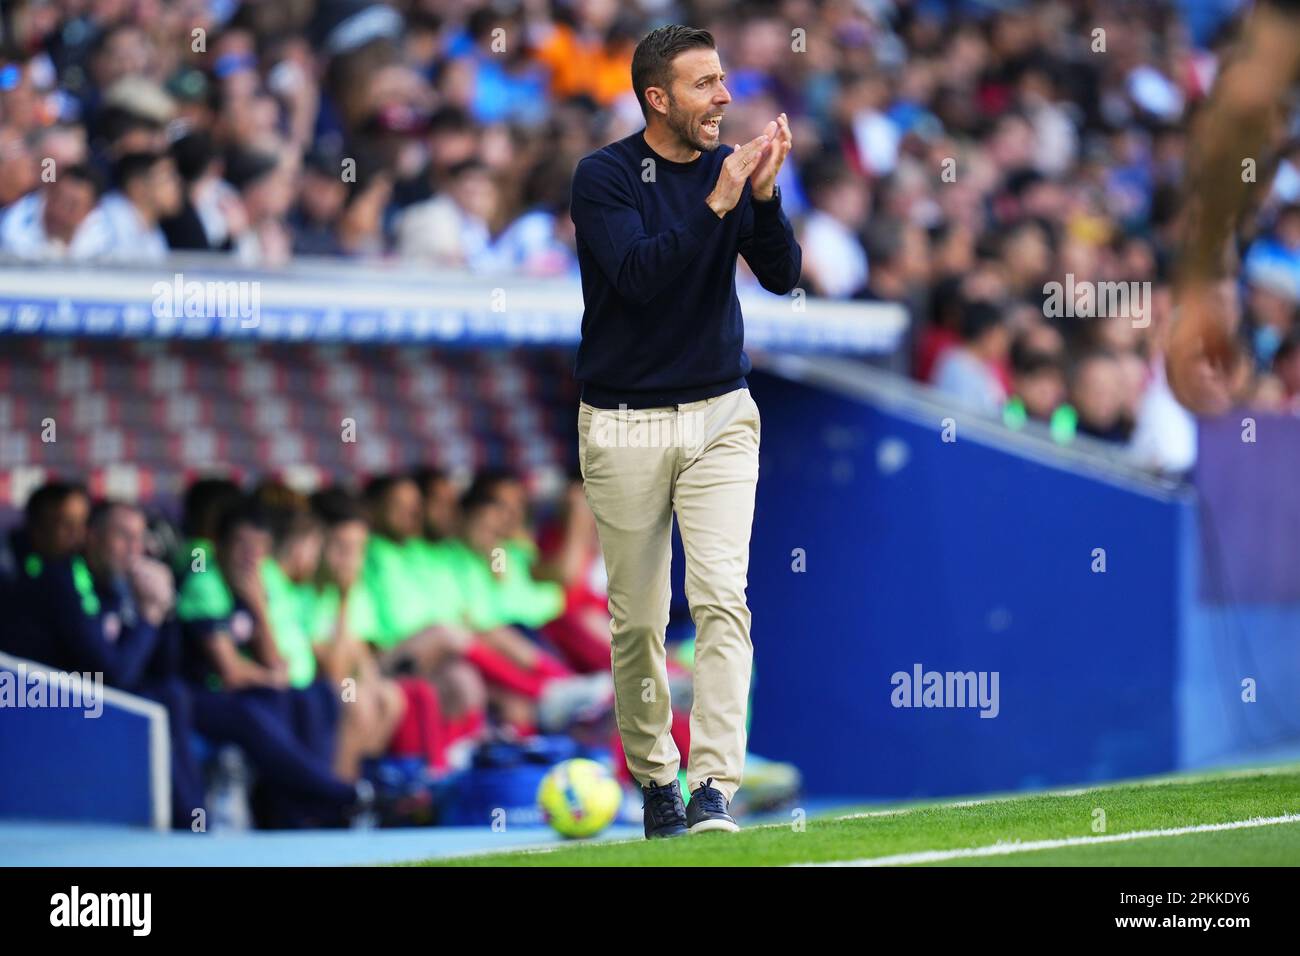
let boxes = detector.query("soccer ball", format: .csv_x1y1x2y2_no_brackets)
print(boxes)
536,758,623,839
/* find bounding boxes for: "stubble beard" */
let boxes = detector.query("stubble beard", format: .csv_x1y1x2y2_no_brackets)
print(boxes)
666,93,718,154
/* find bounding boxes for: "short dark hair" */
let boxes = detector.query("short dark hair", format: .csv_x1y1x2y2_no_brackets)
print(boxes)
310,487,366,528
631,25,715,118
23,480,88,528
362,473,416,508
959,300,1005,343
113,150,168,191
1010,343,1064,377
460,469,520,515
215,498,271,547
87,499,141,532
409,466,449,496
62,163,105,197
182,477,243,539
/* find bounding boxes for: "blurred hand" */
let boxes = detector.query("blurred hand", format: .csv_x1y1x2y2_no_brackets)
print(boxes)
706,131,771,218
748,114,792,201
129,556,175,626
1166,281,1242,415
261,663,291,689
229,566,267,613
217,189,250,237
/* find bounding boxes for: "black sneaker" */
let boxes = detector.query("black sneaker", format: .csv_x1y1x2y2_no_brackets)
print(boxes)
686,778,739,833
641,779,689,839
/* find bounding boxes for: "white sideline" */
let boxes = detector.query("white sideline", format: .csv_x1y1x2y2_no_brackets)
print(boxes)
834,764,1300,821
794,813,1300,866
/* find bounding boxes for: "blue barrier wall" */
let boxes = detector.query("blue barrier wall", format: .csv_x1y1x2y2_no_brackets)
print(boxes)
743,364,1194,799
1179,416,1300,768
0,654,166,829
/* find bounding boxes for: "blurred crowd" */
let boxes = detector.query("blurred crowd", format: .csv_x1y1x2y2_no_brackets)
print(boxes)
2,0,1299,475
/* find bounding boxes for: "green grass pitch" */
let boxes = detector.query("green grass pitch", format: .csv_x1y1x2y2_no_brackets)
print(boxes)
414,763,1300,867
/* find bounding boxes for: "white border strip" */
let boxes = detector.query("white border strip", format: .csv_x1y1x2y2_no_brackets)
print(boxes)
833,764,1300,821
0,650,171,831
795,813,1300,866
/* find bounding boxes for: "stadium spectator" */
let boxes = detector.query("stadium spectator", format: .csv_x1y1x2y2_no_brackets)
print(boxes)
160,130,223,252
290,146,351,256
305,490,410,778
933,300,1012,416
798,157,870,299
76,149,182,262
360,474,472,673
446,5,548,125
256,487,343,773
2,480,90,579
529,0,637,107
0,123,38,208
394,156,498,268
0,161,103,260
1003,333,1072,442
224,146,296,266
176,499,371,828
1070,351,1133,444
178,477,245,578
308,488,483,777
411,466,460,543
433,477,610,733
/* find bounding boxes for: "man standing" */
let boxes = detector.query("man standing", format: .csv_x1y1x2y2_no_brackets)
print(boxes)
569,24,800,837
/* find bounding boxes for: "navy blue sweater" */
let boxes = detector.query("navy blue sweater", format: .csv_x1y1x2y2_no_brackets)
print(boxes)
570,130,802,408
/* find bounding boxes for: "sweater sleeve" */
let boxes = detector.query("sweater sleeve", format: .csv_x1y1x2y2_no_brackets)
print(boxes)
570,153,724,303
738,188,803,295
41,564,161,690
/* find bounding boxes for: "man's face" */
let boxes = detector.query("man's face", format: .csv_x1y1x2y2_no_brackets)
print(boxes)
1073,358,1124,430
1018,368,1065,420
89,506,146,578
451,169,496,223
94,27,152,88
490,480,527,538
146,157,183,217
464,502,505,555
322,520,367,588
129,158,182,218
659,47,730,153
32,493,90,560
279,529,323,584
44,177,97,242
423,478,459,539
225,525,271,579
246,160,296,220
382,480,423,541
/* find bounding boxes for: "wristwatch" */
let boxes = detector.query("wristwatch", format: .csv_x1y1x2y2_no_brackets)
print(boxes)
754,184,780,204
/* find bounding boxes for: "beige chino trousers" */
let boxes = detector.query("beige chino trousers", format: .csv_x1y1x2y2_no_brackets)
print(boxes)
577,386,760,802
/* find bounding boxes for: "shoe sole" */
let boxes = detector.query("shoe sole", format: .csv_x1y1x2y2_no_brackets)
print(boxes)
688,818,740,833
